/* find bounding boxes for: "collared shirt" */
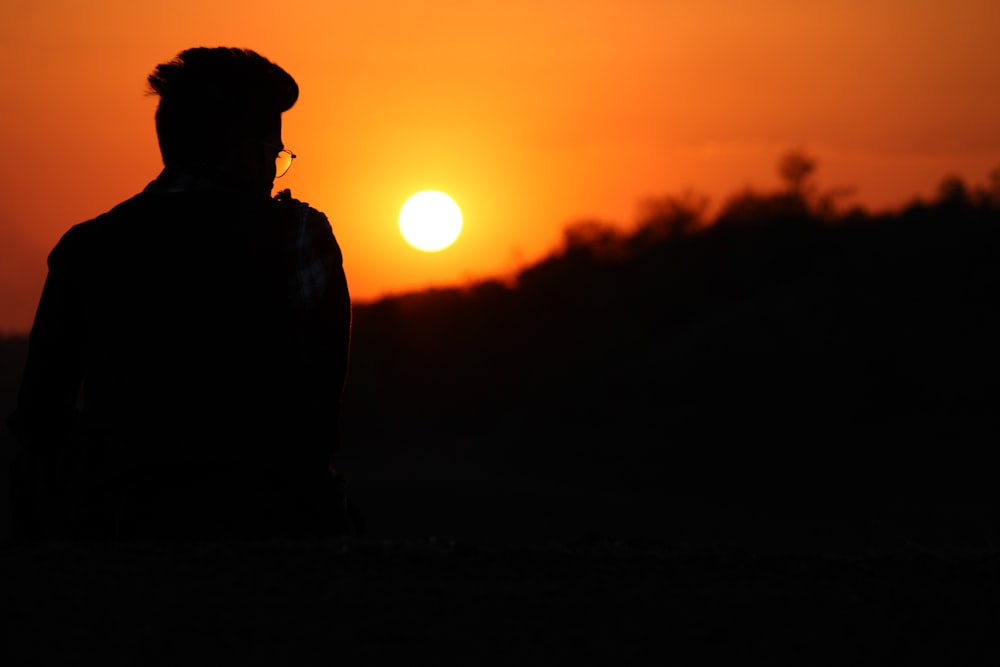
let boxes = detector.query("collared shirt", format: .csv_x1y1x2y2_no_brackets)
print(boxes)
144,171,339,313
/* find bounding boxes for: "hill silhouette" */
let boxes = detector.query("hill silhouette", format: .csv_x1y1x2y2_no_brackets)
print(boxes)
2,155,999,546
336,157,1000,542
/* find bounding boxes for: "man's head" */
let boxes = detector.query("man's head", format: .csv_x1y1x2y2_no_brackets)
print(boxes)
147,47,298,194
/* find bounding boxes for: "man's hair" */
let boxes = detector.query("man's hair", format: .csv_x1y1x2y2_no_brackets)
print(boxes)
147,47,299,170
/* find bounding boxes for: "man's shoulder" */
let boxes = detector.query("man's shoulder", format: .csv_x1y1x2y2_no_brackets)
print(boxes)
272,190,341,261
57,190,233,248
61,192,155,237
48,193,153,263
272,190,333,232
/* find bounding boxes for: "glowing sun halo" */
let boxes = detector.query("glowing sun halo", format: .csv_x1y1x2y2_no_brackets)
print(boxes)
399,191,463,252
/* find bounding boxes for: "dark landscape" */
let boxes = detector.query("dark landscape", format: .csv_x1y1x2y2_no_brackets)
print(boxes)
3,158,999,661
3,538,997,664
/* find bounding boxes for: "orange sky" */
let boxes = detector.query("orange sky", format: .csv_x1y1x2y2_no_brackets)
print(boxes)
2,0,999,334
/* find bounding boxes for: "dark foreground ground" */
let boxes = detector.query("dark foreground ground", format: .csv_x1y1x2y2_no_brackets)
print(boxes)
2,537,997,665
3,418,1000,664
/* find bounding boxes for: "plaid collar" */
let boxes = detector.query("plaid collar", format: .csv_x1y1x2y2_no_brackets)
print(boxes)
143,169,228,194
143,168,270,197
144,171,338,312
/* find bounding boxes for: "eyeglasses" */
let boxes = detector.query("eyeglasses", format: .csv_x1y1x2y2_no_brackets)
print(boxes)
257,141,297,178
275,148,296,178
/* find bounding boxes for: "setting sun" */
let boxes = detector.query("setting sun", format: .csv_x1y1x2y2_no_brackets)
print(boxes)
398,191,463,252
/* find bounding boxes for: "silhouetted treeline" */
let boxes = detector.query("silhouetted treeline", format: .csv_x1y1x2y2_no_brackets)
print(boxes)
341,158,1000,497
2,159,999,503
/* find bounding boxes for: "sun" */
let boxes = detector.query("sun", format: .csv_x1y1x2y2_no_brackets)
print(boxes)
398,191,463,252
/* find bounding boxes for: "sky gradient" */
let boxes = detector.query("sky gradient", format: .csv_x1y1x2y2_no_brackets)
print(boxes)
2,0,999,333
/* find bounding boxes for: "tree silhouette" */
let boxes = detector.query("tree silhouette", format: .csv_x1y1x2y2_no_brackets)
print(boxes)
936,174,970,207
634,190,709,243
778,150,817,195
988,167,1000,207
776,149,856,220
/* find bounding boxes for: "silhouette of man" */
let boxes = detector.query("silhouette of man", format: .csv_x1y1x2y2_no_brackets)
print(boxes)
6,47,357,541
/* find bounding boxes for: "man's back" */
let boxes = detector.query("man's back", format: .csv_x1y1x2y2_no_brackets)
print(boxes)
10,189,353,540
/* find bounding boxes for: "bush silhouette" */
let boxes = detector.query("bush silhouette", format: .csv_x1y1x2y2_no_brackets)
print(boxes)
339,158,1000,502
